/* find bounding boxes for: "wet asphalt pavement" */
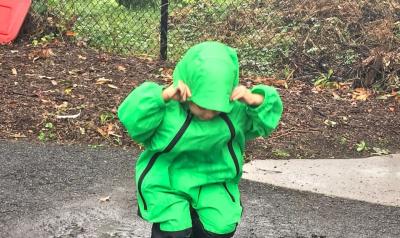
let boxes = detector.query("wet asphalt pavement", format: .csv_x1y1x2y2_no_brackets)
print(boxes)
1,140,399,238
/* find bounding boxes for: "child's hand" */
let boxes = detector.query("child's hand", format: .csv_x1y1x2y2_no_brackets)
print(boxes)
231,85,264,106
162,80,192,102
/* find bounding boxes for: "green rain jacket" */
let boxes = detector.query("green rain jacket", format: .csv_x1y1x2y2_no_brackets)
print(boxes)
118,42,283,225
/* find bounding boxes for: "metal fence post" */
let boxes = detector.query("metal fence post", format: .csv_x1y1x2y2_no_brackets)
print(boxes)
160,0,168,60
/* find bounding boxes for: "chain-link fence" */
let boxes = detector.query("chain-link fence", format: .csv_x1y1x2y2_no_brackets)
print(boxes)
29,0,400,86
29,0,293,76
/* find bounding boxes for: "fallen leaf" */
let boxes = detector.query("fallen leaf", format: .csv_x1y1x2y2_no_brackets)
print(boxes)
251,77,288,88
79,127,86,135
96,77,112,85
66,31,77,37
64,88,73,95
107,84,119,89
51,80,58,86
117,65,126,72
106,123,116,135
42,48,55,58
389,107,395,112
28,49,55,61
97,127,108,137
352,88,372,101
99,196,110,202
78,55,87,60
11,68,17,75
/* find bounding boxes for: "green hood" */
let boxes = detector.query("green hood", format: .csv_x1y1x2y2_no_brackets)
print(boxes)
173,41,239,113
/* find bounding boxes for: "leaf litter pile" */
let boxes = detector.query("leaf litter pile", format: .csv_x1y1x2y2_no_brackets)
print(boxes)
1,42,398,160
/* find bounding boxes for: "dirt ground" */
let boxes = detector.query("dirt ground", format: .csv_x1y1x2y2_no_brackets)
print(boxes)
1,42,399,160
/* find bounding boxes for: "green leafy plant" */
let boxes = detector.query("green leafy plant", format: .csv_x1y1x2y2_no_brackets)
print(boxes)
32,33,56,46
356,140,367,152
314,69,339,89
38,122,56,142
99,112,115,125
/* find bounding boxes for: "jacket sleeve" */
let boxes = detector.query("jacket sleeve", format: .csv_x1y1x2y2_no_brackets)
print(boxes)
117,82,166,144
244,85,283,141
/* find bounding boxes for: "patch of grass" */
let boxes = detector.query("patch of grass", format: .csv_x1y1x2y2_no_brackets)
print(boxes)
32,0,160,56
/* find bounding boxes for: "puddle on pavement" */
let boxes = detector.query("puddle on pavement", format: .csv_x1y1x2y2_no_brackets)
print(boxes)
9,190,151,238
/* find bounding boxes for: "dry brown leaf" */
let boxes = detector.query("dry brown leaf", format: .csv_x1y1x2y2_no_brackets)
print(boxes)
160,68,173,82
97,124,115,137
389,107,395,112
99,196,110,202
66,31,77,37
97,127,108,137
42,48,55,58
28,48,55,61
106,123,114,135
352,88,372,101
250,77,288,88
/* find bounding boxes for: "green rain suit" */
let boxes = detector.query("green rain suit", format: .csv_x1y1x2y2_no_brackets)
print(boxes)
118,42,283,235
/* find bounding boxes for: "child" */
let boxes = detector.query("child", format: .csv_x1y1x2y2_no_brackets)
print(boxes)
118,41,283,238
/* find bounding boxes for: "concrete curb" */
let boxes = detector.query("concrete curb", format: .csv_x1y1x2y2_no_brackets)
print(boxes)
242,154,400,207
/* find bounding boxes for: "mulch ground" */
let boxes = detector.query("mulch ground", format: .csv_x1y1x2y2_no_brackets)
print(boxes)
1,42,399,160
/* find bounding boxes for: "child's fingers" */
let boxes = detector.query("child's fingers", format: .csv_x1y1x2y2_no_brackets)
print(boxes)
186,85,192,98
175,81,191,101
233,91,245,101
230,88,239,100
180,82,190,100
231,87,245,100
178,83,187,101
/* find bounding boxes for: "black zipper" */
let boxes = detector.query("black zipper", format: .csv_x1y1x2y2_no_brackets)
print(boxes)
220,113,240,177
138,112,193,210
223,182,235,202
